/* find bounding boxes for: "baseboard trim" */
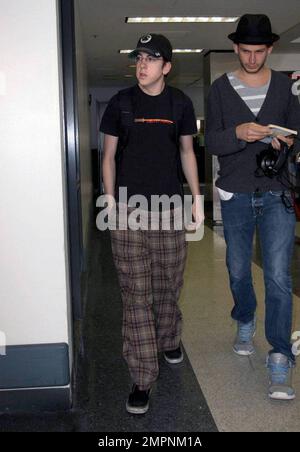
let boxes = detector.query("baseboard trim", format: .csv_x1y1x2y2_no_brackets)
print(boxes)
0,386,71,412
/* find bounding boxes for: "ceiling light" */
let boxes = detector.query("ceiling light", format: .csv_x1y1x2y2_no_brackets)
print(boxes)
173,49,203,53
125,16,239,23
120,49,203,54
291,37,300,43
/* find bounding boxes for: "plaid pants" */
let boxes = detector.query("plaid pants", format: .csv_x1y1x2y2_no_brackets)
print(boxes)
110,219,187,390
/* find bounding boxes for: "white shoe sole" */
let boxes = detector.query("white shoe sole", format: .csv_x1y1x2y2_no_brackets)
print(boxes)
233,347,255,356
164,354,184,364
269,392,295,401
126,402,149,414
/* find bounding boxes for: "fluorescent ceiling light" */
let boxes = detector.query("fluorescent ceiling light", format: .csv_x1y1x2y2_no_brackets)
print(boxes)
126,16,239,23
120,49,203,54
173,49,203,53
291,37,300,43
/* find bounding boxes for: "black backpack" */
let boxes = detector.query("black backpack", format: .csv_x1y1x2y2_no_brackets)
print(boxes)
116,85,186,182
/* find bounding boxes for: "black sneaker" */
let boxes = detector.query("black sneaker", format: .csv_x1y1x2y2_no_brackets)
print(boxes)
126,385,151,414
164,346,183,364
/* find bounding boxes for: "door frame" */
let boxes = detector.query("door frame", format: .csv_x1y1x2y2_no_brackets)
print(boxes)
59,0,83,320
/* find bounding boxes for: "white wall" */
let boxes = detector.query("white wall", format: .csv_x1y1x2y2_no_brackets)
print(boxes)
75,1,93,257
0,0,71,347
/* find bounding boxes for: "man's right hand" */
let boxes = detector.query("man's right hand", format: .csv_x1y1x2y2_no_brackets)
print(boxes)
236,122,272,143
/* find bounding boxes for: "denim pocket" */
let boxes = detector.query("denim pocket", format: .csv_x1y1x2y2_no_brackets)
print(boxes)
269,191,294,212
269,190,291,198
220,193,242,204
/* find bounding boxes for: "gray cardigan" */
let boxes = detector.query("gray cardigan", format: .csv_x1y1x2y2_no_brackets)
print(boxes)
205,70,300,192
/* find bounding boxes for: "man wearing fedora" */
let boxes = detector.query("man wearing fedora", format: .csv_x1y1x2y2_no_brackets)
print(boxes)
206,14,300,400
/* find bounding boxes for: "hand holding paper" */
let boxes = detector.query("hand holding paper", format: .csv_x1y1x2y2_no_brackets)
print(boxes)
268,124,298,138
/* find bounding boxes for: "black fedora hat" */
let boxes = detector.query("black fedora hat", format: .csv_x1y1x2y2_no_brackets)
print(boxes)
228,14,279,45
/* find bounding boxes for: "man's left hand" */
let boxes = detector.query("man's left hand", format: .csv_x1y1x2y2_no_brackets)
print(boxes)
271,134,294,150
186,196,205,231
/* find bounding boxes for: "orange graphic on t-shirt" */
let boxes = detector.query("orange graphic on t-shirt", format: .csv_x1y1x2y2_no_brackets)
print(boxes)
134,118,174,124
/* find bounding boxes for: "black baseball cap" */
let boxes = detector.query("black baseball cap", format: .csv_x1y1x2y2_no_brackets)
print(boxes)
129,33,173,62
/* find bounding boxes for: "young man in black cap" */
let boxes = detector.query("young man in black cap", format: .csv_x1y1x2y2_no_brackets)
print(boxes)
101,33,203,414
206,14,300,400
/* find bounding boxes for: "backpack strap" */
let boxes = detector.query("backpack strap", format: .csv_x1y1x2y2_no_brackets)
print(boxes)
114,87,136,184
169,86,185,184
169,86,185,147
117,87,136,150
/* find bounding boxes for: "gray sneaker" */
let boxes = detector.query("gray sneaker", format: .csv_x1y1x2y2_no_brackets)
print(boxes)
267,353,295,400
233,318,256,356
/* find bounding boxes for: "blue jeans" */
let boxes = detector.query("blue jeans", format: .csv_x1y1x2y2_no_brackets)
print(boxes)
221,191,296,362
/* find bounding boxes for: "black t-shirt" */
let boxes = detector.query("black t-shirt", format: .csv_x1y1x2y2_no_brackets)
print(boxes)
100,84,197,204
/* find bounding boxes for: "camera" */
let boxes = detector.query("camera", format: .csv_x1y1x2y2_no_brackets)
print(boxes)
256,140,291,178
